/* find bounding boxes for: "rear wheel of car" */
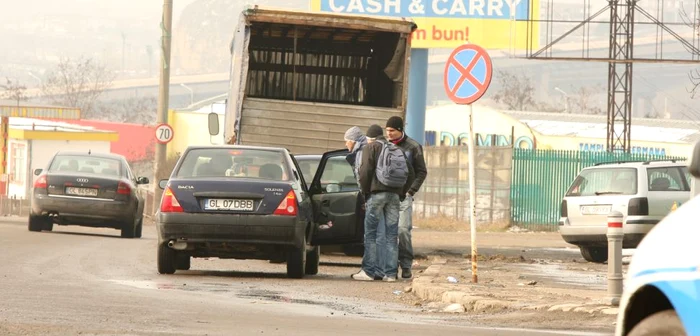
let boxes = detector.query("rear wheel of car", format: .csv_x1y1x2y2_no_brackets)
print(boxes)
175,253,191,271
120,217,137,239
580,246,608,263
287,237,307,279
134,217,143,239
305,245,320,276
629,309,685,336
342,243,364,257
28,214,48,232
157,243,177,274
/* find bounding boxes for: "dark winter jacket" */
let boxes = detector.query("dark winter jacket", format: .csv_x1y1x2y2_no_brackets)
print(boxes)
392,133,427,196
359,136,415,199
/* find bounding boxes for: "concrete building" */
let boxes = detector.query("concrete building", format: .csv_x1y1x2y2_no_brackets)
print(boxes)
425,104,696,158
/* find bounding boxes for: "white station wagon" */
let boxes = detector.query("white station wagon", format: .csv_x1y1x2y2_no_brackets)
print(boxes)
559,160,691,263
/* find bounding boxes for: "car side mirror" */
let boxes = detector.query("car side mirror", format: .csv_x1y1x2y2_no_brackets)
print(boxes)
33,168,43,176
158,179,168,189
690,140,700,178
137,177,150,185
208,112,219,136
326,183,341,193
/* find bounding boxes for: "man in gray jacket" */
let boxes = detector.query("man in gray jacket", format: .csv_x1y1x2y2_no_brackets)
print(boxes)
385,116,428,279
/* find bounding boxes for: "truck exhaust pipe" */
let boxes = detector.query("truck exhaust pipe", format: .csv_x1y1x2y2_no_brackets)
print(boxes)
168,240,187,250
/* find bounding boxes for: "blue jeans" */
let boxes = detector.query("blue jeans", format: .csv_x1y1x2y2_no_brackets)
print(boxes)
361,192,400,278
398,195,414,270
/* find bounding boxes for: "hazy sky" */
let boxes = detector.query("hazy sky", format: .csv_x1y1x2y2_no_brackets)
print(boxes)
0,0,200,21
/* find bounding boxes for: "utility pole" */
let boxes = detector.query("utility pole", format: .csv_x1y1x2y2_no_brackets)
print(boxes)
153,0,173,208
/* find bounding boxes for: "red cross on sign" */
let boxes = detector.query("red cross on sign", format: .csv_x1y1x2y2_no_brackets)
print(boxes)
443,44,493,105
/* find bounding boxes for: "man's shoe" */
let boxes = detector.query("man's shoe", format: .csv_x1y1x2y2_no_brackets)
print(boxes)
382,276,397,282
401,268,412,279
351,270,374,281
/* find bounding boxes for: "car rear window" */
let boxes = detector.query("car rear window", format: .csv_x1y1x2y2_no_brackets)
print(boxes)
566,168,638,196
176,148,290,181
647,166,690,191
48,155,122,176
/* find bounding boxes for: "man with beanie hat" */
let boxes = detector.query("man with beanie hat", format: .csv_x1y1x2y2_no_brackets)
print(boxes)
343,126,368,184
385,116,428,279
353,128,415,282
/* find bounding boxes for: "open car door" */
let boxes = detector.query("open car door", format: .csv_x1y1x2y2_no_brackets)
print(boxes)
309,149,365,246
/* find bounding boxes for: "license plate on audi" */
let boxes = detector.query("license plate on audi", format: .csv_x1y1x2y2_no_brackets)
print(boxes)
65,187,98,197
580,205,611,215
204,199,254,211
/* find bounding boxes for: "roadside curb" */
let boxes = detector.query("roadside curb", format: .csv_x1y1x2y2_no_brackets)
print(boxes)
410,263,619,315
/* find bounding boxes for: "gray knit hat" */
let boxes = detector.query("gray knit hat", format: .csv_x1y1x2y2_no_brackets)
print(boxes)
344,126,364,142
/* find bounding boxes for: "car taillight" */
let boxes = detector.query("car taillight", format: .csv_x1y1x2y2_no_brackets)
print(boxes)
34,175,47,189
160,187,183,213
628,197,649,216
560,199,568,217
273,190,297,216
117,181,131,195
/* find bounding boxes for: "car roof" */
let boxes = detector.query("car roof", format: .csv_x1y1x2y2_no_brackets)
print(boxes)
55,151,126,161
185,145,288,154
293,154,322,159
586,160,688,169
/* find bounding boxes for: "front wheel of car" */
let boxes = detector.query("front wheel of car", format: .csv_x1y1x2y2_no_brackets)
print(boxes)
28,214,48,232
305,245,320,276
287,237,307,279
157,243,177,274
580,246,608,263
629,309,685,336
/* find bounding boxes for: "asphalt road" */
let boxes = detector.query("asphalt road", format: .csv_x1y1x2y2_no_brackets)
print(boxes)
0,217,609,336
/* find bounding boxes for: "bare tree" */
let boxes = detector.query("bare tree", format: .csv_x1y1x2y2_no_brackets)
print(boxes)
95,96,158,124
680,2,700,97
0,78,28,106
40,56,115,118
490,70,558,112
570,85,605,115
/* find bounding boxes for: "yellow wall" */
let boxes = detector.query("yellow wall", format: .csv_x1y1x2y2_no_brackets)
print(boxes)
167,110,225,157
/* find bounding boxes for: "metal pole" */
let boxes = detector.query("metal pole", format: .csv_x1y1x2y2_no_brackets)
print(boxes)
468,103,478,283
607,211,624,305
153,0,173,208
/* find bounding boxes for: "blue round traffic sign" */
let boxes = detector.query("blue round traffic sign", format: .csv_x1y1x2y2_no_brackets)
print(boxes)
443,44,493,105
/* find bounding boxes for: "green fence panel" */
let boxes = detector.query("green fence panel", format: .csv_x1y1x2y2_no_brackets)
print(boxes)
510,149,687,231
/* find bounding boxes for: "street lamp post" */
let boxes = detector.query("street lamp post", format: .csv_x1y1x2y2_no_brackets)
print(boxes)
180,83,194,106
27,72,42,87
555,87,570,113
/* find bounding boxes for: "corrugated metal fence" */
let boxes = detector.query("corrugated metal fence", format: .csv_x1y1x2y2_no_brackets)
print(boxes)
510,149,687,230
413,145,513,227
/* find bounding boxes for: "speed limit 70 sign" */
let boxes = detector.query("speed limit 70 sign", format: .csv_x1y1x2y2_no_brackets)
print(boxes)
155,123,174,144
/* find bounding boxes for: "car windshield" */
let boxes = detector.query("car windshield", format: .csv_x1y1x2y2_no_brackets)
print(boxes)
48,155,123,177
176,148,290,181
295,157,321,183
566,168,637,196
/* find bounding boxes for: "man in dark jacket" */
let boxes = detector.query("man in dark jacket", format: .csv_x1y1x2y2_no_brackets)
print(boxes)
352,134,414,282
385,116,428,279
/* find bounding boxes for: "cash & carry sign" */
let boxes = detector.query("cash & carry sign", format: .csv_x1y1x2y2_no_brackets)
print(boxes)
310,0,539,49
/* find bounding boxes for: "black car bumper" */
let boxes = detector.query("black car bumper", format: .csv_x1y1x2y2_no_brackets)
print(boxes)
32,194,133,226
156,212,306,249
